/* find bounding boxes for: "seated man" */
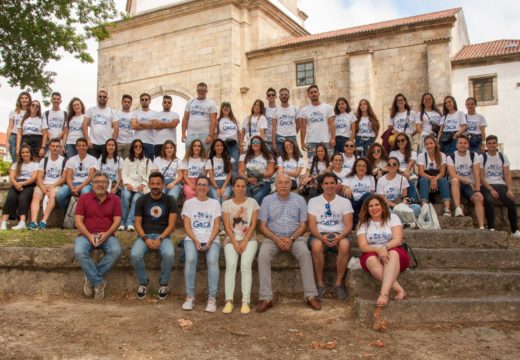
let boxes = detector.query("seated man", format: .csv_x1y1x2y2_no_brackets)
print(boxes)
256,173,321,312
74,171,122,300
28,138,66,229
308,172,353,301
130,172,177,300
447,134,485,228
480,135,520,237
56,137,97,210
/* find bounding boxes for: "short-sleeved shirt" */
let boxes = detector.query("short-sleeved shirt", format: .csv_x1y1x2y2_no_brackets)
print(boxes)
259,192,307,237
418,111,442,135
307,159,328,176
85,106,116,145
65,154,98,184
376,174,408,201
182,197,222,243
300,103,334,143
38,156,65,185
441,111,466,133
335,112,357,138
154,111,180,145
389,150,417,172
75,192,122,233
66,115,85,145
333,168,350,184
480,153,510,185
344,175,376,201
265,106,277,142
9,109,25,134
185,98,217,135
132,109,156,144
447,151,480,184
115,110,134,144
239,154,274,180
180,157,206,179
96,157,122,184
205,157,233,181
357,213,402,247
242,115,268,144
341,154,356,173
11,162,39,181
357,116,376,138
152,157,179,183
45,110,66,139
277,156,305,179
222,197,259,243
276,105,299,137
17,117,47,135
465,114,487,135
135,193,178,234
417,152,447,171
389,110,417,135
308,194,353,233
217,117,239,141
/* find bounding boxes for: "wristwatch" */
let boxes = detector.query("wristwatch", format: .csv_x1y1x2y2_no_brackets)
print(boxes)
158,236,164,241
142,235,148,241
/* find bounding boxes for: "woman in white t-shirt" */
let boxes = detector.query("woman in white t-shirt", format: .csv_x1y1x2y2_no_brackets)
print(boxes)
417,93,442,152
366,142,388,180
239,99,267,150
0,144,39,230
356,194,409,307
221,177,260,314
438,95,467,155
180,139,208,200
388,93,418,139
330,153,350,195
341,138,357,174
389,132,418,203
343,158,376,224
277,139,305,189
16,100,47,159
63,97,86,159
97,139,123,194
354,99,380,158
6,91,31,162
299,143,330,198
417,135,451,216
151,140,182,201
207,139,233,203
333,97,357,153
216,101,240,172
464,97,487,154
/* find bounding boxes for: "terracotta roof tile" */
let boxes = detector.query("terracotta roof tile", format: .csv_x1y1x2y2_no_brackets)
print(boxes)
247,7,461,54
453,40,520,62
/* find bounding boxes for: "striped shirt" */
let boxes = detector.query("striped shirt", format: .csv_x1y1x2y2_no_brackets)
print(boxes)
259,192,307,237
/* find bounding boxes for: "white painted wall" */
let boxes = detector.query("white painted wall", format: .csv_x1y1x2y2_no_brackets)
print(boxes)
452,61,520,169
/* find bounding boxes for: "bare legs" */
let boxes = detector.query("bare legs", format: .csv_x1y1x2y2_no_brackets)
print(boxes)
311,239,350,287
365,252,406,306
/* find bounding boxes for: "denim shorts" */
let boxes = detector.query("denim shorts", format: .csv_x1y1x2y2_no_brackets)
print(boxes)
460,183,476,201
308,233,349,253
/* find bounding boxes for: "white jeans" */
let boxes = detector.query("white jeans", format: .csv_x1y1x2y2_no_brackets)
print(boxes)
224,240,258,304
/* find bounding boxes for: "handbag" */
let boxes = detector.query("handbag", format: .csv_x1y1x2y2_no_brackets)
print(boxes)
401,239,418,269
417,203,441,230
440,131,455,144
392,203,416,225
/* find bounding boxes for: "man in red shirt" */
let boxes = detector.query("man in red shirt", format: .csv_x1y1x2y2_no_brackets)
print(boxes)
74,171,122,300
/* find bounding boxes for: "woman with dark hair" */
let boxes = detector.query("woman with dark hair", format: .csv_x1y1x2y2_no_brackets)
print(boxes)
0,144,38,230
464,97,487,154
121,139,151,231
63,97,86,158
389,132,418,203
417,93,442,152
238,136,275,205
180,139,208,200
330,153,349,191
239,99,267,150
151,140,182,201
333,97,357,153
354,99,380,157
356,194,409,307
6,91,31,161
216,101,240,168
366,142,388,180
16,100,48,159
344,158,375,224
387,93,418,140
277,139,305,189
341,138,357,174
207,138,233,203
96,138,122,194
438,95,467,155
299,143,330,198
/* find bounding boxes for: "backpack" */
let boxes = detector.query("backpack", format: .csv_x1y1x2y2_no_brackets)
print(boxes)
448,151,475,167
63,195,78,229
482,152,504,167
43,157,66,179
44,110,68,132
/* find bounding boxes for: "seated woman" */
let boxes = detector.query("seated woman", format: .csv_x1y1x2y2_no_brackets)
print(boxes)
96,139,122,194
357,194,409,307
206,138,233,204
330,153,349,196
238,136,275,205
277,139,305,190
366,142,388,181
180,139,208,201
344,158,376,225
340,139,357,174
389,132,418,203
417,135,451,216
151,140,182,201
299,143,330,198
0,144,38,230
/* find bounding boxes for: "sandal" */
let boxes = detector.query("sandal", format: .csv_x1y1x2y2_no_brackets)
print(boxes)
376,293,390,307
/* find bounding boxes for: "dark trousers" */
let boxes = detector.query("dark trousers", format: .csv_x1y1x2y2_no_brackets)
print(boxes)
4,184,35,220
481,184,518,232
153,144,163,158
21,135,43,158
351,192,371,227
88,144,105,159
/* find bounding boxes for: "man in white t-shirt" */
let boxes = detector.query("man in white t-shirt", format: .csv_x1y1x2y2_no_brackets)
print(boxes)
28,138,66,230
131,93,157,160
447,135,485,228
115,94,134,159
264,87,277,152
480,135,519,237
308,172,353,301
299,85,335,158
181,82,218,150
44,92,67,153
273,87,299,156
83,89,117,158
153,95,180,157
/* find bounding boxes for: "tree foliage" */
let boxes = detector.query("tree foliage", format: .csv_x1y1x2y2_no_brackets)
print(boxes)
0,0,120,97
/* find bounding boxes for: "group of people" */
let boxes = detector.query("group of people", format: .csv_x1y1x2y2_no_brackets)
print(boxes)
3,83,519,310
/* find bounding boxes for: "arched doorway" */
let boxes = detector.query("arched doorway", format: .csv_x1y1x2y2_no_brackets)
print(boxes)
150,94,188,159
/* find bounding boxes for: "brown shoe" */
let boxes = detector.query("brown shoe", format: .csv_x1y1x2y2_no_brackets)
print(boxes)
255,300,273,313
306,297,321,311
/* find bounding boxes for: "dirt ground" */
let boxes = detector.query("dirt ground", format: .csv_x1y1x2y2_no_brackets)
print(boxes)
0,296,519,360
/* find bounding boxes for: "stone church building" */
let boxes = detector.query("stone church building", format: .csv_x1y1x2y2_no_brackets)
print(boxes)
98,0,469,129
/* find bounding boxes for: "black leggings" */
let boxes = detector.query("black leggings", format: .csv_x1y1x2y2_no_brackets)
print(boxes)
481,184,518,232
3,184,35,220
21,135,43,158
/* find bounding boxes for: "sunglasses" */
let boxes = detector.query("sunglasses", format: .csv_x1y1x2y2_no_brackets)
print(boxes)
78,162,83,172
30,104,40,108
140,98,150,102
372,149,381,154
429,162,435,168
267,93,276,97
388,162,399,166
98,96,107,99
344,144,355,148
325,203,332,217
134,144,142,149
196,183,209,187
251,140,261,145
397,139,407,144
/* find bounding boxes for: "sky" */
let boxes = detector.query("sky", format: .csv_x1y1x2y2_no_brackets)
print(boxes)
1,0,519,132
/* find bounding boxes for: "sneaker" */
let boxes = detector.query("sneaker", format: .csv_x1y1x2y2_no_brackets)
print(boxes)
222,301,234,314
83,276,93,297
38,221,47,230
489,228,495,232
512,230,520,239
317,286,326,301
158,285,168,300
27,222,38,230
240,303,251,314
443,208,451,217
127,225,135,232
454,207,464,217
118,225,125,231
94,280,107,301
0,221,6,231
137,284,148,300
205,297,217,313
336,284,348,301
182,296,194,311
12,221,26,230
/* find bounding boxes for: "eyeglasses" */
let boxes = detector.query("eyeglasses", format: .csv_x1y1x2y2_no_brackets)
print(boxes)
30,104,40,108
98,96,107,99
267,93,276,97
344,144,355,148
140,98,149,102
93,180,109,185
251,140,261,145
388,162,399,166
325,203,332,217
196,183,209,187
372,149,381,154
397,139,407,144
134,144,142,149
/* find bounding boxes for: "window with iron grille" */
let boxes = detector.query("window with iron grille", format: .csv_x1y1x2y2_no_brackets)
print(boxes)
296,62,314,87
469,75,498,105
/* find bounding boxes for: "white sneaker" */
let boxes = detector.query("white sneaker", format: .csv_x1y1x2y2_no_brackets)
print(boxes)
205,297,217,313
0,221,7,231
182,296,194,311
118,225,125,231
127,225,135,232
454,207,464,217
512,230,520,239
443,208,452,217
12,221,26,230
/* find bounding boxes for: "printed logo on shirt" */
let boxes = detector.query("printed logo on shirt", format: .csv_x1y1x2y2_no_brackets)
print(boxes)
119,117,132,130
279,114,295,127
309,112,325,123
147,203,166,220
93,114,108,126
193,211,212,228
190,104,208,117
485,163,503,179
456,164,472,177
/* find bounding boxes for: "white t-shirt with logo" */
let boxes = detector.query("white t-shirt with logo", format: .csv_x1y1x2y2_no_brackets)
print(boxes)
66,115,85,145
389,150,417,172
217,117,239,141
45,110,65,139
205,157,234,181
11,162,39,181
132,109,156,144
115,110,134,144
65,154,97,183
276,105,299,137
307,159,328,176
239,154,274,180
344,175,376,201
38,155,65,185
376,174,408,201
182,197,222,243
418,111,442,135
357,116,376,138
85,106,116,145
242,115,268,144
154,111,180,145
265,106,277,142
480,153,509,185
335,112,357,138
96,157,123,183
308,194,353,233
185,98,218,135
333,168,350,184
341,154,356,173
152,157,179,184
417,152,447,171
277,156,305,180
447,151,480,184
300,103,334,143
440,111,466,133
180,157,207,179
17,117,47,135
9,110,26,134
465,114,488,135
389,110,417,135
357,213,402,247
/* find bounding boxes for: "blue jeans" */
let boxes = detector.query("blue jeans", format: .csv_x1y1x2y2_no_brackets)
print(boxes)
247,181,271,205
418,177,451,203
56,182,92,210
142,143,154,160
183,238,220,298
186,133,209,153
276,135,297,157
334,136,349,154
355,136,375,158
74,235,121,287
8,133,17,162
130,235,174,286
407,178,419,203
209,179,232,204
440,137,456,157
164,181,182,201
226,142,240,178
121,188,143,227
65,144,78,159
